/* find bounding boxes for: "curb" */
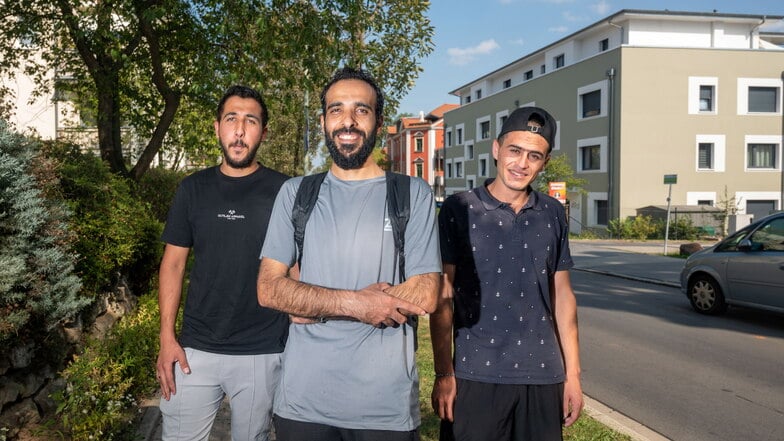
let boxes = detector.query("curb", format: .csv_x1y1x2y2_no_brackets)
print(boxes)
584,395,671,441
573,267,680,289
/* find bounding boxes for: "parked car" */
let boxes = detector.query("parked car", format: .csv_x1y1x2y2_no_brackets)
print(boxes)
680,212,784,315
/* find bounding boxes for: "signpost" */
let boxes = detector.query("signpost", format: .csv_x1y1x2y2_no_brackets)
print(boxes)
663,174,677,255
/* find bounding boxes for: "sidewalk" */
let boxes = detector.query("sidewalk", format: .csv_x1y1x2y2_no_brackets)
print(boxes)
138,239,693,441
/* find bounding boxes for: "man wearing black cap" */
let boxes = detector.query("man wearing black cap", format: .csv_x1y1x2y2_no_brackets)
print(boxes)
431,106,583,440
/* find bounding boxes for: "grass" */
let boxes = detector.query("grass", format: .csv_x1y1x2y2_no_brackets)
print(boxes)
416,317,632,441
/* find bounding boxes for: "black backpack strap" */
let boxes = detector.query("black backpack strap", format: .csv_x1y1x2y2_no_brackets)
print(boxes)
385,171,410,284
292,172,328,269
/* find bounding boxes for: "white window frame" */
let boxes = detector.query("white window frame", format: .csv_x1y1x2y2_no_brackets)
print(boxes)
577,80,608,121
554,53,565,69
445,128,452,147
466,174,476,190
695,134,726,172
446,159,453,178
455,159,464,178
495,110,509,138
478,153,490,177
744,135,781,171
576,136,607,173
455,124,465,145
688,76,718,115
737,78,782,115
587,192,609,227
465,142,474,160
476,115,491,141
687,192,717,206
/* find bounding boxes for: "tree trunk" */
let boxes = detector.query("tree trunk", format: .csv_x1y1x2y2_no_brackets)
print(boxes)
96,72,128,176
130,90,181,181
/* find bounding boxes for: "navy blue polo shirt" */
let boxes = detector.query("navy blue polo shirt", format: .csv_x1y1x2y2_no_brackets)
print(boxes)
439,181,573,384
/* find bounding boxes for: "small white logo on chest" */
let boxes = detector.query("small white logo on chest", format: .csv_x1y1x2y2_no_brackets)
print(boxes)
384,217,392,231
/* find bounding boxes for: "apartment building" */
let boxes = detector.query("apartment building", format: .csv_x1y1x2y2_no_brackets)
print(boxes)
385,103,458,201
442,9,784,233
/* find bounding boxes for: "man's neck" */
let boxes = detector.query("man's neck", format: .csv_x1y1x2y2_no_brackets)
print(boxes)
486,181,531,213
330,159,384,181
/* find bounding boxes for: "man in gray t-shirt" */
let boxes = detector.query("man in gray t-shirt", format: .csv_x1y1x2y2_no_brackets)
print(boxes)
258,67,440,440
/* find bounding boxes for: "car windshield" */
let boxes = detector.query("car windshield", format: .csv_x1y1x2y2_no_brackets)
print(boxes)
715,228,750,252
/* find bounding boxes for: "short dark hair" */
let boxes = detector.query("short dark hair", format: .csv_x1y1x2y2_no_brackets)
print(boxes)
216,85,269,127
320,67,384,126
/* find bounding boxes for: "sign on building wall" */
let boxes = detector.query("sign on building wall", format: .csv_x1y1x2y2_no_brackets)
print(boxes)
549,181,567,204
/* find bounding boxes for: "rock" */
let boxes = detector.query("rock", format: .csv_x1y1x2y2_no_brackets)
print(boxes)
0,377,22,409
0,356,10,376
10,342,35,369
34,378,65,416
0,398,41,432
680,243,703,256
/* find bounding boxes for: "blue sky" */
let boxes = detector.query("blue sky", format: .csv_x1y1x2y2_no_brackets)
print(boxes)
397,0,784,116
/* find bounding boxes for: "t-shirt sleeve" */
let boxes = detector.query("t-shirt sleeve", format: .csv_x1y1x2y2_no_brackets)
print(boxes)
161,178,193,247
437,195,461,265
555,202,574,271
403,178,442,277
259,177,300,266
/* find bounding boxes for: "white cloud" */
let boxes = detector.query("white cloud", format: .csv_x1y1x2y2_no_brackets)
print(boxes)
447,39,500,65
591,0,611,16
548,26,569,33
509,38,525,46
563,11,583,22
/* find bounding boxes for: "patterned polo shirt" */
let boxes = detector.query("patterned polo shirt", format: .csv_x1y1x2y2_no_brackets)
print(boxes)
439,181,574,385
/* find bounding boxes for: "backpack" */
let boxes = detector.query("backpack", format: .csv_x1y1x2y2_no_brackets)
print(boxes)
292,171,417,340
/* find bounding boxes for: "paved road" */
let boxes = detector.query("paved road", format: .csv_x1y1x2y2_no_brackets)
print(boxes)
571,243,784,441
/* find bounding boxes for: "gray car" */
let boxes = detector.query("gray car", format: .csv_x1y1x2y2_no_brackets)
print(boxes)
680,212,784,315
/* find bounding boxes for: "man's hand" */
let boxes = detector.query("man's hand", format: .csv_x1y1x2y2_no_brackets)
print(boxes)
156,338,190,401
562,376,584,427
431,375,457,421
352,282,426,328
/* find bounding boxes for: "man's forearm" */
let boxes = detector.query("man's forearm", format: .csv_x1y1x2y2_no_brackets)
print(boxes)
259,268,351,319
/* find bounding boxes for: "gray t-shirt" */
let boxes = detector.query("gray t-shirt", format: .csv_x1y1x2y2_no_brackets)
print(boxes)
261,171,441,431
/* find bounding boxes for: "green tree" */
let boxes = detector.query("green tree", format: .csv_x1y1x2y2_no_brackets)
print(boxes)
0,121,86,356
0,0,434,179
533,153,587,196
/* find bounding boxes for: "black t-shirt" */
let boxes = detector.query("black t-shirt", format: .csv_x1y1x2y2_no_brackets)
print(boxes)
162,165,289,355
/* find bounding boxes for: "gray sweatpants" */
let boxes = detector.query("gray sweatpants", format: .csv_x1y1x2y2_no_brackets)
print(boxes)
159,348,282,441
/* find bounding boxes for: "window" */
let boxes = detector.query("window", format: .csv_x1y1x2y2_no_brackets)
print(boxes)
699,86,714,112
415,162,423,178
476,89,482,100
696,134,725,171
456,127,463,145
698,143,713,170
688,77,718,114
748,87,777,113
479,158,488,177
596,200,609,226
455,161,463,178
747,143,777,169
465,143,474,159
577,136,606,172
581,90,601,118
467,178,475,189
414,137,423,152
697,200,714,206
599,38,609,51
580,145,601,171
578,81,607,120
737,78,782,115
540,64,546,74
446,131,452,147
465,95,471,104
480,121,490,139
554,54,564,69
446,162,453,178
496,110,509,137
524,70,533,80
503,79,511,89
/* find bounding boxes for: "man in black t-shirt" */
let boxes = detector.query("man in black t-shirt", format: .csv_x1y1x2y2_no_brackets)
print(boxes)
156,85,289,441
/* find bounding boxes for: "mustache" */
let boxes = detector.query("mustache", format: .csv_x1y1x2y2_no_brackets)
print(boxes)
331,128,364,138
229,140,248,148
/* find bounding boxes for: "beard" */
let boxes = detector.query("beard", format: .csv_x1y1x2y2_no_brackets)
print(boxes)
220,138,261,169
325,127,376,170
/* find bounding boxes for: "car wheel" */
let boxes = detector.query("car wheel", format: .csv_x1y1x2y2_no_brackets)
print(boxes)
688,274,728,315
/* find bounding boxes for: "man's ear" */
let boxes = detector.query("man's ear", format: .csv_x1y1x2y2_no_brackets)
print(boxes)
213,120,220,138
492,139,500,161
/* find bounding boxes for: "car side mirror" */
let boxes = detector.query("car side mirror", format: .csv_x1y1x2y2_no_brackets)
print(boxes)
737,239,753,251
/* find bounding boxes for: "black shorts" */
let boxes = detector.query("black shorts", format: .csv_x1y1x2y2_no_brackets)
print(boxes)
274,415,420,441
439,379,564,441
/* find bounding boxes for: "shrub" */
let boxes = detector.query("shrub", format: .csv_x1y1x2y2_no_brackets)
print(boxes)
136,167,187,222
0,122,87,353
54,293,161,440
40,142,164,297
657,216,700,241
607,215,657,240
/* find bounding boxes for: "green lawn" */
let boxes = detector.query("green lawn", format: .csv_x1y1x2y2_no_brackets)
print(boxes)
416,317,632,441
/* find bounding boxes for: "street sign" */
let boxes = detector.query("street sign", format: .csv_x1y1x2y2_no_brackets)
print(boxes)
549,181,567,204
663,174,677,184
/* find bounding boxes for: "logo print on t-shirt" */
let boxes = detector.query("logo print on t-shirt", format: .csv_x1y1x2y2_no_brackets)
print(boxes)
217,209,245,221
384,217,392,232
